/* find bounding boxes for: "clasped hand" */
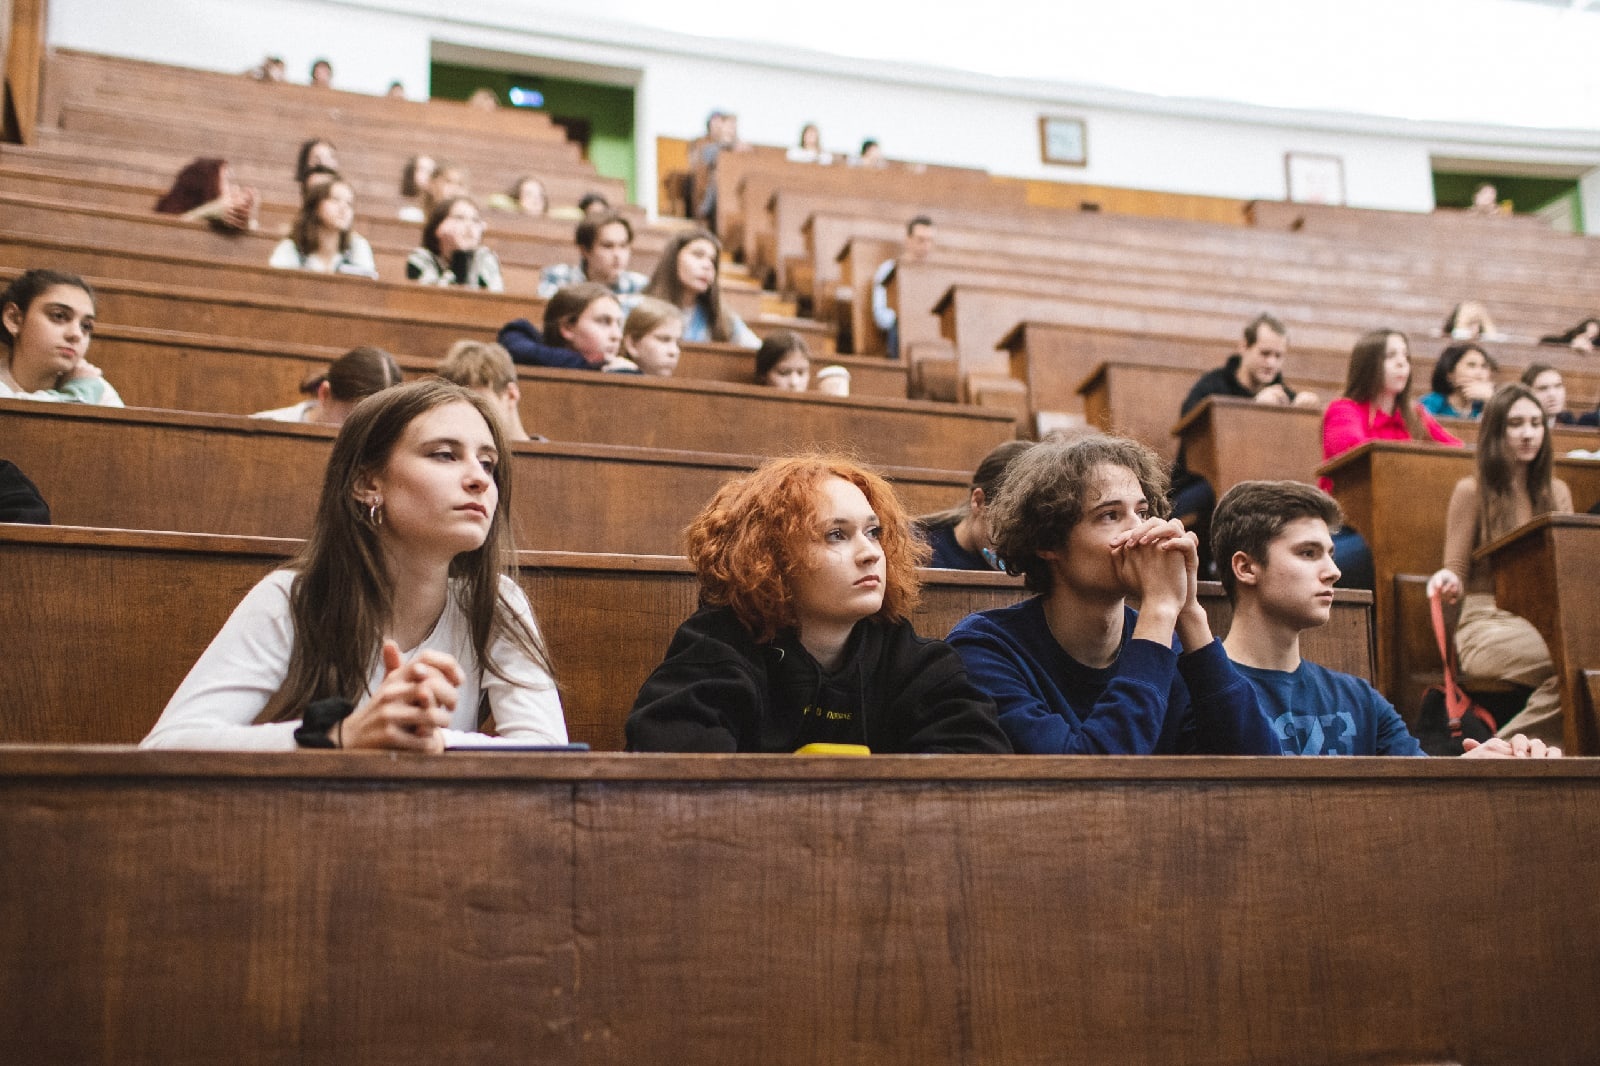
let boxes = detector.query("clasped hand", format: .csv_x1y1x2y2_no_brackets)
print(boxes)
339,640,464,752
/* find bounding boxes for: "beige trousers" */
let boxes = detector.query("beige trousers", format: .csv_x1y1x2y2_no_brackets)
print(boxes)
1454,593,1563,745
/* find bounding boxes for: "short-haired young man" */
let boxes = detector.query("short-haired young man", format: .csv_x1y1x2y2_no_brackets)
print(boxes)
1212,480,1557,758
538,211,648,307
1170,313,1320,528
871,215,935,360
436,340,539,443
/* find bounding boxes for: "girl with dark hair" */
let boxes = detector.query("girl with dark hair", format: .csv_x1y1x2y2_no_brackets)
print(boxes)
252,345,403,424
1521,363,1596,426
497,283,632,372
406,197,502,291
398,154,436,222
1322,330,1460,487
0,269,121,405
294,138,338,182
916,440,1034,571
1426,384,1572,745
269,179,377,277
1319,329,1461,587
948,434,1276,756
1420,342,1496,419
1539,317,1600,352
144,379,567,751
154,158,258,231
626,455,1010,754
644,229,759,348
753,330,810,390
786,123,833,165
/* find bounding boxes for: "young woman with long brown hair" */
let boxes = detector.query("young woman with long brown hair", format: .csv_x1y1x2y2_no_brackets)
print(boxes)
1426,383,1572,744
144,379,566,750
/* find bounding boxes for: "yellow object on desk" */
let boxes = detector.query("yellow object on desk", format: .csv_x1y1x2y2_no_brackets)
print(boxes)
793,743,871,756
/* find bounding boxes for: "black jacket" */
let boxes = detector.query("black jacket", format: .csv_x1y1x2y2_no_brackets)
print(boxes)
626,605,1012,754
1170,354,1296,491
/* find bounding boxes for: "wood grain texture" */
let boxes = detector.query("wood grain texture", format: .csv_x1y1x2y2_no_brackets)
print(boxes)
0,400,967,550
1,749,1596,1065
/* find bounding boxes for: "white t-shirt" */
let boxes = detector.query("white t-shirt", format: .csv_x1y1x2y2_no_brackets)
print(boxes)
142,570,568,750
250,400,316,422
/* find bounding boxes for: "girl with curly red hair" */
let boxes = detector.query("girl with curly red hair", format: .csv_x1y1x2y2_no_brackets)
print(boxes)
626,455,1011,754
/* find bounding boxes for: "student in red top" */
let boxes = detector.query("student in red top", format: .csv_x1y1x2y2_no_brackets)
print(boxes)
1319,328,1461,587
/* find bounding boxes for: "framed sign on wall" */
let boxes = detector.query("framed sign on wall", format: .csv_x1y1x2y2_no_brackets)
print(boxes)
1284,151,1346,205
1039,116,1088,167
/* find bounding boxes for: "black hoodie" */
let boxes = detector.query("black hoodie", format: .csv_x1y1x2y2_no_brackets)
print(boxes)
626,605,1012,754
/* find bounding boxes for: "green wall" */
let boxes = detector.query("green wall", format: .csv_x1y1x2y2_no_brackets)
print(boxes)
1433,171,1582,233
431,61,636,202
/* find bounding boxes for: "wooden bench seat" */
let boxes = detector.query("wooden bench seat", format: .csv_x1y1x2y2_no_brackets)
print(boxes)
0,400,973,550
0,523,1373,750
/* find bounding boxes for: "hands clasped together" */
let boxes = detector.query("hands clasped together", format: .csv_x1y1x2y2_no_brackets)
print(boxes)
1110,516,1213,653
338,640,464,752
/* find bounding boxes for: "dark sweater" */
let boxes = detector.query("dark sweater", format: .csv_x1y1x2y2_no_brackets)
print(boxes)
0,461,50,524
917,520,993,571
1170,355,1296,492
948,597,1280,755
626,605,1012,754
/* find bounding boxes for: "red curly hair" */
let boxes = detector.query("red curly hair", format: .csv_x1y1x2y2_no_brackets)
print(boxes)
686,455,929,643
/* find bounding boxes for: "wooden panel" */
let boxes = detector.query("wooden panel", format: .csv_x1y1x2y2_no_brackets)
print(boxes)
1018,322,1353,418
2,0,43,144
3,750,1599,1064
0,751,576,1064
1174,398,1327,494
0,401,968,550
1484,514,1600,755
513,371,1013,471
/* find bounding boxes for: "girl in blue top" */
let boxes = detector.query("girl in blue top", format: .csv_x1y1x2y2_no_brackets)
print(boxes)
644,229,759,349
1419,342,1495,420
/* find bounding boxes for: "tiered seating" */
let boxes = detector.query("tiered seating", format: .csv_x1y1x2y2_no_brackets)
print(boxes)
9,42,1600,1066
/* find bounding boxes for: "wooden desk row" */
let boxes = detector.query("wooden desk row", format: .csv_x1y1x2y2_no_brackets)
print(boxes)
3,747,1594,1065
0,524,1374,751
0,401,973,552
62,329,996,470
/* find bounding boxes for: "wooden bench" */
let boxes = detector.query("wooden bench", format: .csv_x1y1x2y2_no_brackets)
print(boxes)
3,748,1597,1064
940,285,1600,418
1483,513,1600,755
0,401,972,550
1,523,1373,750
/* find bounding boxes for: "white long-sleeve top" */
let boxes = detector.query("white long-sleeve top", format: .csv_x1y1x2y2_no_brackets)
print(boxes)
142,570,567,750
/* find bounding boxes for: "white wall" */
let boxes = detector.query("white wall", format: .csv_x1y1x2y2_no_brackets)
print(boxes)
46,0,1600,228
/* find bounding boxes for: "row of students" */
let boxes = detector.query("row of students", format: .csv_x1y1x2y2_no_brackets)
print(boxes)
134,388,1557,758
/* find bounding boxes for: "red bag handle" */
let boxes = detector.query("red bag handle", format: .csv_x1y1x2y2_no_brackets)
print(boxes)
1429,588,1498,738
